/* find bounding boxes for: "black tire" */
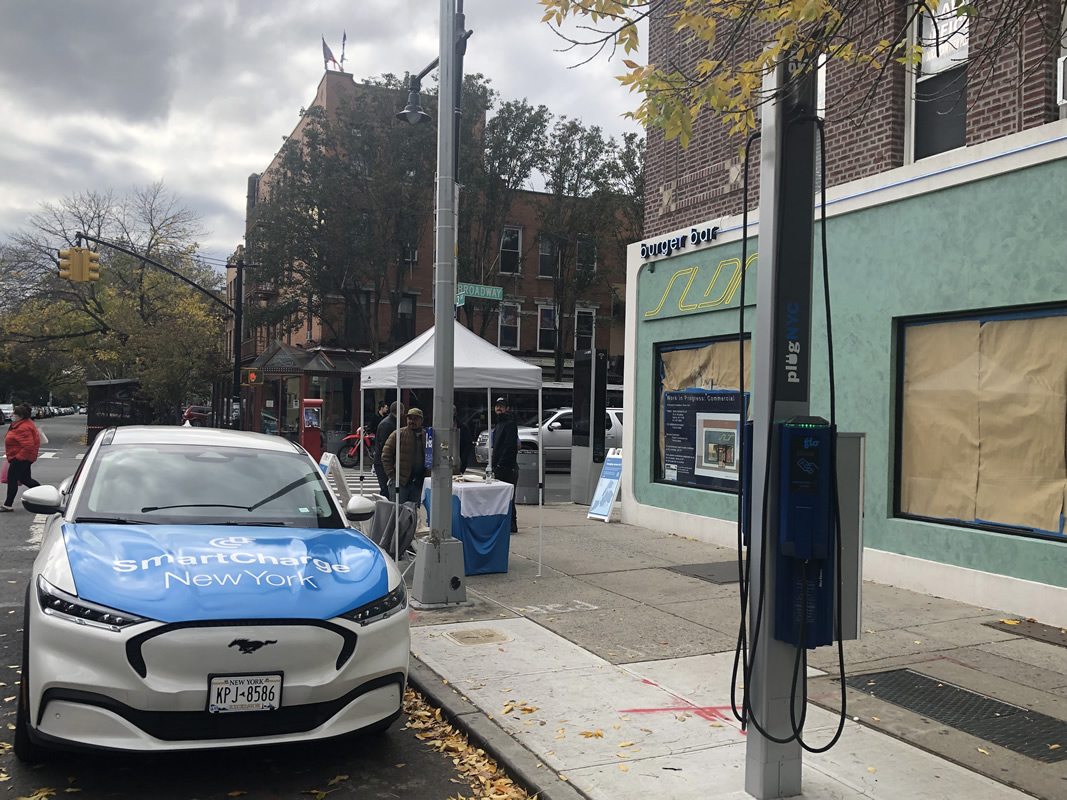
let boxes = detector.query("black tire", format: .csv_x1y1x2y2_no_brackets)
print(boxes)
14,586,50,763
357,707,402,738
337,444,359,469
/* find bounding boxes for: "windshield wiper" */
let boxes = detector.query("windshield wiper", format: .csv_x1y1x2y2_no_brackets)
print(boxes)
74,516,155,525
141,503,251,513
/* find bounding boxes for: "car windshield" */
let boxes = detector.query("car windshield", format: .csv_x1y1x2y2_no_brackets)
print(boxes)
74,443,345,528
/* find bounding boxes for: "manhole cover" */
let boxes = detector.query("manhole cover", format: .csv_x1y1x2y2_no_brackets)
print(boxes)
845,669,1067,763
668,562,744,584
444,628,513,646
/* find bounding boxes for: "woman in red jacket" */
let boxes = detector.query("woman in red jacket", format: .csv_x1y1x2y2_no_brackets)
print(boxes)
3,403,41,511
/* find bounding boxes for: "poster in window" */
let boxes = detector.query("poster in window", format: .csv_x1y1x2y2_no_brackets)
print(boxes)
662,390,746,491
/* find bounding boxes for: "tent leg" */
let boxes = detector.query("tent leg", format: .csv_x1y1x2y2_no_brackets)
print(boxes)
358,389,365,497
537,388,543,578
395,386,401,563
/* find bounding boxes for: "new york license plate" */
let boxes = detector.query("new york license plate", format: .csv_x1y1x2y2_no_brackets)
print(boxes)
208,673,282,713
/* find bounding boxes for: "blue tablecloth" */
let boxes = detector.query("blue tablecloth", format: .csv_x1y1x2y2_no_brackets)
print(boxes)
422,479,513,575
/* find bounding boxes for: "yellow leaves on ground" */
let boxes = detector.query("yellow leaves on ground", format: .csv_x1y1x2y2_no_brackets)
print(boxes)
579,729,605,739
404,688,533,800
999,619,1021,625
17,790,56,800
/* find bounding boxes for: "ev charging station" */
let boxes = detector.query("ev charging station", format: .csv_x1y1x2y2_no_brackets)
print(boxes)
570,348,608,505
743,56,865,798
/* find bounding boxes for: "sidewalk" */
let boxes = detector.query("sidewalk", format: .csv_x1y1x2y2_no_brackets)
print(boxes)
404,501,1067,800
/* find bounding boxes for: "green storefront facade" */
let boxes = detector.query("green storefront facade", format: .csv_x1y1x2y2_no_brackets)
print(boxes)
621,120,1067,626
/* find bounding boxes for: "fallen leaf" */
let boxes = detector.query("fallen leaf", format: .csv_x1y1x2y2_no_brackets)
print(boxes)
619,741,634,747
226,793,248,798
616,753,630,758
579,730,604,739
619,765,629,772
867,767,876,774
872,717,880,722
999,619,1020,625
520,706,538,714
978,748,990,755
1049,744,1061,750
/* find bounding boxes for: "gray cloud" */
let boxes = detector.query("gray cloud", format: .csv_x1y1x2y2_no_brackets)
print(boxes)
1,0,644,260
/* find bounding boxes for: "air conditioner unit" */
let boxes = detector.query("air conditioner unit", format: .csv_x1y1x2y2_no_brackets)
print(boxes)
1058,55,1067,106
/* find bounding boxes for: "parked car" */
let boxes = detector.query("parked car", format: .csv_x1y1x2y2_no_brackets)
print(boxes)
475,407,624,469
14,425,408,760
183,405,214,426
0,403,11,425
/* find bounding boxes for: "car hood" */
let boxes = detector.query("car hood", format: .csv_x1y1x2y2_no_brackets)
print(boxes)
61,523,391,624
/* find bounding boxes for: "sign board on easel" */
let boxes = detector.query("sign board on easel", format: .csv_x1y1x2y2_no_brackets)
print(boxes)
587,448,622,522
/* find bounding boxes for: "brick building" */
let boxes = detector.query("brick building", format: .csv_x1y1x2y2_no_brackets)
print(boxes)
621,3,1067,626
226,70,623,440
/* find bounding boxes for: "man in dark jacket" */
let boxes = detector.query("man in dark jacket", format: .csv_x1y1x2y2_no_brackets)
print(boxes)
491,397,519,533
373,400,403,496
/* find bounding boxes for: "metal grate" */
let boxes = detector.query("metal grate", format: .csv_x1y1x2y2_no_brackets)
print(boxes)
668,562,745,585
845,669,1067,764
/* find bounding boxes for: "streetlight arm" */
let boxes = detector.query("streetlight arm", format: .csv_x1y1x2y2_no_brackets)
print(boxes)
75,231,236,314
408,28,473,92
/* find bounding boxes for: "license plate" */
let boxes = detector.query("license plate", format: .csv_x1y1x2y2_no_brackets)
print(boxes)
208,674,282,713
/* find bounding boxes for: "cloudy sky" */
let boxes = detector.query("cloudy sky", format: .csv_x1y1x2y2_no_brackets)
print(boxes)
0,0,644,266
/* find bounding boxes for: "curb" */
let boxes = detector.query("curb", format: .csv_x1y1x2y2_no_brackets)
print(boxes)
407,658,589,800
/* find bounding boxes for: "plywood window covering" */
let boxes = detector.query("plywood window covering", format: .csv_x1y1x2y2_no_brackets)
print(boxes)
899,313,1067,536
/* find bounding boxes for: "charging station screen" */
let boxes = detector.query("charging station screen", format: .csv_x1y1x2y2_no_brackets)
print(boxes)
661,389,746,491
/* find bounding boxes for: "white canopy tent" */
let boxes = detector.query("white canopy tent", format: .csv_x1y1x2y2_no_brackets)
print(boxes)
359,321,545,574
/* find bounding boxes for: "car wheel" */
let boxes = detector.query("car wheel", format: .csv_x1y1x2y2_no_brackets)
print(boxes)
14,586,50,763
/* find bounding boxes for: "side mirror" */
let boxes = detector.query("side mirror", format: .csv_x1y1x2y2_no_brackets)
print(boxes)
345,495,377,523
21,485,63,515
547,422,561,431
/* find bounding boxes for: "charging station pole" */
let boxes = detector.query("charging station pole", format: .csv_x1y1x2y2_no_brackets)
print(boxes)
745,57,818,798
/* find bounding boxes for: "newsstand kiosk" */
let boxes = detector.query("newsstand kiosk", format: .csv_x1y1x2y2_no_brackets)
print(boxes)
300,398,323,461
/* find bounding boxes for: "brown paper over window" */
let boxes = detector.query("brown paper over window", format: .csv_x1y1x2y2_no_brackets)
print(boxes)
900,320,980,521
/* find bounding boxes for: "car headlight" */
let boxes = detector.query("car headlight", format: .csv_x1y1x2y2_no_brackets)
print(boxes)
339,582,407,626
37,576,150,632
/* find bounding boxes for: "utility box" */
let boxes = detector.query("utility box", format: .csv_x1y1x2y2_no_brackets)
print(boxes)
515,451,544,504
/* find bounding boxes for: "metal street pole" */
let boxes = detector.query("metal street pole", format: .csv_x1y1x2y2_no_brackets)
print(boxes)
412,0,467,606
230,260,244,429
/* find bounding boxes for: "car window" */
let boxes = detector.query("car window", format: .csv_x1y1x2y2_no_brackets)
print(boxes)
552,412,572,430
76,444,344,528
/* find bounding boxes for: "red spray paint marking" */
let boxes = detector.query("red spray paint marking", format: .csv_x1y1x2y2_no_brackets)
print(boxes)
619,704,742,726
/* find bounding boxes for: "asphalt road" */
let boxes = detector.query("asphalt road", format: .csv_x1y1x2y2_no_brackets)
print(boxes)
0,415,486,799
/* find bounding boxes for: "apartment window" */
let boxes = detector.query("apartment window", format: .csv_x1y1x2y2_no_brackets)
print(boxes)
576,236,597,274
537,305,557,352
403,245,418,271
500,227,521,274
539,237,560,279
498,303,520,350
914,0,968,159
395,295,416,343
654,336,751,492
575,308,595,352
896,309,1067,538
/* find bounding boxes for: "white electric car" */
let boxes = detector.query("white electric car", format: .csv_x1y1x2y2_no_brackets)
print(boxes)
15,426,408,760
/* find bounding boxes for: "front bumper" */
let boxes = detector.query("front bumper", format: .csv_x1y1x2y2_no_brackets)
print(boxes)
25,594,410,752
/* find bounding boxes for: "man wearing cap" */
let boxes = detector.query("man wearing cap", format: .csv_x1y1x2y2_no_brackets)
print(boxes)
491,397,519,533
373,400,404,496
380,407,427,504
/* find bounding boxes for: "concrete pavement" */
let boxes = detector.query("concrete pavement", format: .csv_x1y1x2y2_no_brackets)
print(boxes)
402,500,1067,800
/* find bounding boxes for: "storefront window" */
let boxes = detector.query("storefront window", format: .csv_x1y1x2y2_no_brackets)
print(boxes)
655,337,751,492
896,309,1067,538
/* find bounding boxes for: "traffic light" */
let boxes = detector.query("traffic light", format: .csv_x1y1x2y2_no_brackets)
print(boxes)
85,250,100,282
58,248,75,281
242,368,264,386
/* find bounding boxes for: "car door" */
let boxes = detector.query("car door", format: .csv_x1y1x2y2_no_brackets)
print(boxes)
606,410,623,450
543,410,572,464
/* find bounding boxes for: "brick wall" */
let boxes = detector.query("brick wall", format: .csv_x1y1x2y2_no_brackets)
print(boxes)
644,0,1061,237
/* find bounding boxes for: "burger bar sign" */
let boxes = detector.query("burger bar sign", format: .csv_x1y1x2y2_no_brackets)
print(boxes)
639,225,720,260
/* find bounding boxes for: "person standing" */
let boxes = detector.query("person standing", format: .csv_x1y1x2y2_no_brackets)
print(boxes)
373,400,403,496
3,404,41,511
453,405,473,475
380,408,427,504
491,397,519,533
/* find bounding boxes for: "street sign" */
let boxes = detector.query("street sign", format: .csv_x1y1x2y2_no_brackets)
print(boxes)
455,292,466,307
456,282,503,302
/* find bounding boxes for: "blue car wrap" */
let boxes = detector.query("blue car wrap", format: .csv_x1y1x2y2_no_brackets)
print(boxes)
61,523,391,623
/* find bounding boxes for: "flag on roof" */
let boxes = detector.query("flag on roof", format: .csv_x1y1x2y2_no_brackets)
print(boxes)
340,30,347,68
322,36,339,70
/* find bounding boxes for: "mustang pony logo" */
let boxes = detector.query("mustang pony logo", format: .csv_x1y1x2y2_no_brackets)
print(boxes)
228,638,277,654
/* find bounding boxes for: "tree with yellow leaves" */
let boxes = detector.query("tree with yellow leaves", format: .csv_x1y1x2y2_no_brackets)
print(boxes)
539,0,1065,144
